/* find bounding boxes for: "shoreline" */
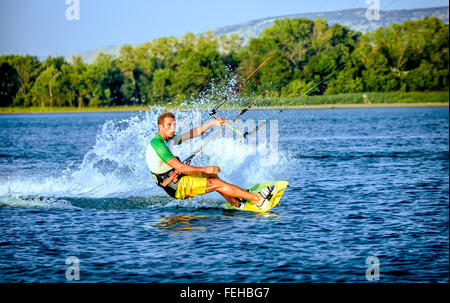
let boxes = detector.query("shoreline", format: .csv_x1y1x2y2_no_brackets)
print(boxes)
0,102,448,114
252,102,449,110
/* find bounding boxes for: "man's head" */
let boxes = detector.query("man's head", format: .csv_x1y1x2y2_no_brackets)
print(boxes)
157,112,176,139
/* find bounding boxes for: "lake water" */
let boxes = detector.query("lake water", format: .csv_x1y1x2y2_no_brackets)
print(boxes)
0,107,448,282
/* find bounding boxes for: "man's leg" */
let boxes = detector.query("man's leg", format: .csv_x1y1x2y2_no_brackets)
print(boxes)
218,192,242,208
206,177,263,206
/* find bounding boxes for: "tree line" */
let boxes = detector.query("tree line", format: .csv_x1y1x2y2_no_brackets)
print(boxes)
0,16,448,108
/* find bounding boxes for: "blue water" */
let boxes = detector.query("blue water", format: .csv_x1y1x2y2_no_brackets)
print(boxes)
0,107,448,282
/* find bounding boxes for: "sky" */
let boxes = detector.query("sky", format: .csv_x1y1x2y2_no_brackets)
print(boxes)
0,0,448,58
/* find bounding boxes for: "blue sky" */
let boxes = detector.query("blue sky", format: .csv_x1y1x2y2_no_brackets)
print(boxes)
0,0,448,58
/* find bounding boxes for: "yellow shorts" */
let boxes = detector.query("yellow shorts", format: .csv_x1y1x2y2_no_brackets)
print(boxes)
175,174,207,200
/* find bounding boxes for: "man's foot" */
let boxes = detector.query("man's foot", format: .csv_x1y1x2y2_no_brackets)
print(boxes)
230,198,245,209
256,185,277,209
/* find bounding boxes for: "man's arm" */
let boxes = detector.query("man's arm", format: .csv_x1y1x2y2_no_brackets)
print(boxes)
166,157,220,176
179,117,226,144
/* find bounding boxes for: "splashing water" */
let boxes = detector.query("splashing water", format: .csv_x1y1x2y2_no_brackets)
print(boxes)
0,103,290,209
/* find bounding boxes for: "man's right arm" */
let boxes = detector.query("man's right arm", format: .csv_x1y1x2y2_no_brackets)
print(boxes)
166,157,220,175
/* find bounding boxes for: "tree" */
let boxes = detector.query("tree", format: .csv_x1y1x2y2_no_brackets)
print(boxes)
218,33,243,69
237,18,359,97
117,45,141,105
30,65,60,107
67,56,89,108
152,68,173,103
1,55,41,106
85,53,124,106
329,17,449,93
171,41,227,102
0,62,20,107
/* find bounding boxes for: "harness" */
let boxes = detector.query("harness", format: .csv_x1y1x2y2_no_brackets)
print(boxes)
151,158,184,198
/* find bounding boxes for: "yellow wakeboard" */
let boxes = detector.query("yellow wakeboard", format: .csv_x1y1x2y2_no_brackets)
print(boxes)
224,181,289,213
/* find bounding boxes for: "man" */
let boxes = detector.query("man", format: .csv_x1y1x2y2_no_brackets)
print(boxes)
146,112,276,210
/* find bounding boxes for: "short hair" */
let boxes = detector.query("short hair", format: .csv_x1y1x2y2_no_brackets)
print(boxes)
157,112,175,127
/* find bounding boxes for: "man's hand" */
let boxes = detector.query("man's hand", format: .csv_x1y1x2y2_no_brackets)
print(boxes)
204,165,221,175
211,117,226,127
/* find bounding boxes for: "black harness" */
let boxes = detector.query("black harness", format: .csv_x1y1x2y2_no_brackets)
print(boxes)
151,169,181,198
151,156,185,198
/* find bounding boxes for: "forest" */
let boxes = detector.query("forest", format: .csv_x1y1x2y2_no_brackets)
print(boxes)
0,16,448,108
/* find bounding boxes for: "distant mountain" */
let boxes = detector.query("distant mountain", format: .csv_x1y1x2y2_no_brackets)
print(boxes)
212,6,449,42
75,6,449,64
73,44,123,64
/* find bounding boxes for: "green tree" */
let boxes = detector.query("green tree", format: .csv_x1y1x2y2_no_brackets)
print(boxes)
85,53,124,106
0,61,20,107
330,17,449,93
30,64,60,107
152,68,173,103
67,56,89,108
218,33,243,69
117,45,141,104
3,55,41,106
237,18,359,97
171,37,227,101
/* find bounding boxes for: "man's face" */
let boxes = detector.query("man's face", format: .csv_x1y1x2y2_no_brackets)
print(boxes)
159,117,176,139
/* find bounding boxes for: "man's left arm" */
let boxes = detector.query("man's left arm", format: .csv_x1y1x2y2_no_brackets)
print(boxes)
178,117,226,144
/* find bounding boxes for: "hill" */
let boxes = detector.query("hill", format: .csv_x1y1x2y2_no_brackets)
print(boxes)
73,6,448,63
212,6,449,42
